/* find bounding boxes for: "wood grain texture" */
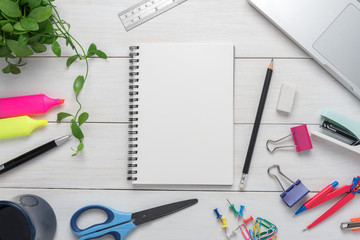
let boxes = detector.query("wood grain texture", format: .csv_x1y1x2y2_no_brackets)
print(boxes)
31,0,307,58
0,123,359,193
1,58,358,123
0,0,359,239
1,188,359,240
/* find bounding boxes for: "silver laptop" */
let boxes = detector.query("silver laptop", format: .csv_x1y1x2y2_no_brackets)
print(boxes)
249,0,360,99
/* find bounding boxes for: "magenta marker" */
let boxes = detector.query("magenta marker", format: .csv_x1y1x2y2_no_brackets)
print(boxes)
0,94,65,118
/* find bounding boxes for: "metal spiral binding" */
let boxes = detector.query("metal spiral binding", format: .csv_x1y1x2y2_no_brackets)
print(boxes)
128,46,140,181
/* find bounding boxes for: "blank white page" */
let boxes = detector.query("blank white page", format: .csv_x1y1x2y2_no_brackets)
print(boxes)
133,43,234,185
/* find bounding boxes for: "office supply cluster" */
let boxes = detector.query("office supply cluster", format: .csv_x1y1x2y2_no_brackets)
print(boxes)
1,0,360,239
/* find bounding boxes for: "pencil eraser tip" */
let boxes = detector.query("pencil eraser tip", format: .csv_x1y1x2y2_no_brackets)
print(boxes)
239,183,245,190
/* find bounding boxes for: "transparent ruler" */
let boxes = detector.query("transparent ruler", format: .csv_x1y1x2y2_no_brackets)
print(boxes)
118,0,187,31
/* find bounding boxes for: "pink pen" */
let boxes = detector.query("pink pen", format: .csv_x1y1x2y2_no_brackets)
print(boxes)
0,94,64,118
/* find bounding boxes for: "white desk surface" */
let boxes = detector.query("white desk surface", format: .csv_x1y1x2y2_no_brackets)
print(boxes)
0,0,359,239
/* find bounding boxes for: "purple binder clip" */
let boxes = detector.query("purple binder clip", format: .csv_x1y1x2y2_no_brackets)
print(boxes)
268,165,309,208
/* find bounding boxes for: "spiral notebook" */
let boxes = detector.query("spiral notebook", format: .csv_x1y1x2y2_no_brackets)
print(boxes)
128,43,234,185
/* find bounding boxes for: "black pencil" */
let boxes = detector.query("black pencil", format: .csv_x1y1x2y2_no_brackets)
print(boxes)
240,59,274,189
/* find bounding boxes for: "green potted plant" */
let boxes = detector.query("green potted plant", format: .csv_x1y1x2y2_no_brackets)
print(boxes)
0,0,107,155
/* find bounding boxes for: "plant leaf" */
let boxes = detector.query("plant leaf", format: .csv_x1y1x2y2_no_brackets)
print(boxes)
66,55,78,67
1,12,18,22
71,120,84,140
20,18,39,31
18,34,28,46
29,0,41,9
95,50,107,59
2,64,11,74
42,36,54,44
14,22,26,31
6,39,34,57
27,33,42,43
78,112,89,126
51,40,61,56
43,20,54,33
65,38,75,50
2,22,13,32
0,0,22,18
0,20,10,26
28,6,52,22
31,42,47,53
56,112,73,122
73,75,85,95
41,0,50,5
20,0,29,6
77,141,84,151
0,46,11,57
87,43,96,57
10,65,20,74
13,30,27,35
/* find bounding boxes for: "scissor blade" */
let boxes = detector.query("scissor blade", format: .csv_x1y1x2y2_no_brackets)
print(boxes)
132,199,198,226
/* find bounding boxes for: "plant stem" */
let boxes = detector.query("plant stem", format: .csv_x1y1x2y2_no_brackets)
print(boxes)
49,2,90,121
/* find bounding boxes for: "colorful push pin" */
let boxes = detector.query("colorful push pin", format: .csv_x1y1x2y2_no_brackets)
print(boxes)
226,230,236,239
239,205,245,215
227,199,239,216
214,208,223,222
243,216,254,225
221,216,228,233
238,205,245,220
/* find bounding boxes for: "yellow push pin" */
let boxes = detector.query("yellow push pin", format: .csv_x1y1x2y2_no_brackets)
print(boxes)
221,216,228,233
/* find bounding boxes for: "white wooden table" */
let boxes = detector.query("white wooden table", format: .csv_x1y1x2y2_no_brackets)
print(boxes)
1,0,359,239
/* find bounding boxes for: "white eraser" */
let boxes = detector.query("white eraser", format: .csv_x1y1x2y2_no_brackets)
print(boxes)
277,83,296,113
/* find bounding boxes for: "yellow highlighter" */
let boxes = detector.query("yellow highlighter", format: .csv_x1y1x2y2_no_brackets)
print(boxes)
0,116,47,139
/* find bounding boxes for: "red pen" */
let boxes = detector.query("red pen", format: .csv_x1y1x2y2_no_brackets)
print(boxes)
305,192,355,230
295,181,338,215
303,177,360,230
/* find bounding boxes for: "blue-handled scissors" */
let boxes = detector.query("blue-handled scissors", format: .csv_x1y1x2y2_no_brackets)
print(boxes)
70,199,198,240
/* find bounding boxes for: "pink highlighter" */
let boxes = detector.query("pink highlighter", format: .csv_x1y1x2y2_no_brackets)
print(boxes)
0,94,64,118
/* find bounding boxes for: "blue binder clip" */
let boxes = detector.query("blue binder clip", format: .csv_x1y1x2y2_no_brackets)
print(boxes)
268,165,309,208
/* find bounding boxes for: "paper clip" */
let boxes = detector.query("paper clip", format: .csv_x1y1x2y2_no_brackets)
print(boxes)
238,224,252,240
248,217,278,240
266,124,313,152
257,218,278,240
268,165,309,207
253,218,261,240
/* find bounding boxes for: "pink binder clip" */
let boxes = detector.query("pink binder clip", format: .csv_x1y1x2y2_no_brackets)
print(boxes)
266,124,313,152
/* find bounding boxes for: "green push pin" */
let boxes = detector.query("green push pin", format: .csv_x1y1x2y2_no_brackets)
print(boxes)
226,199,239,216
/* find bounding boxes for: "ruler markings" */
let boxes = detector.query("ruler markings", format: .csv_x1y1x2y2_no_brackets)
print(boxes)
118,0,188,31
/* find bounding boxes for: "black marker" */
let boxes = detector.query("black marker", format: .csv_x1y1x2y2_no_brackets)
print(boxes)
0,135,70,175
